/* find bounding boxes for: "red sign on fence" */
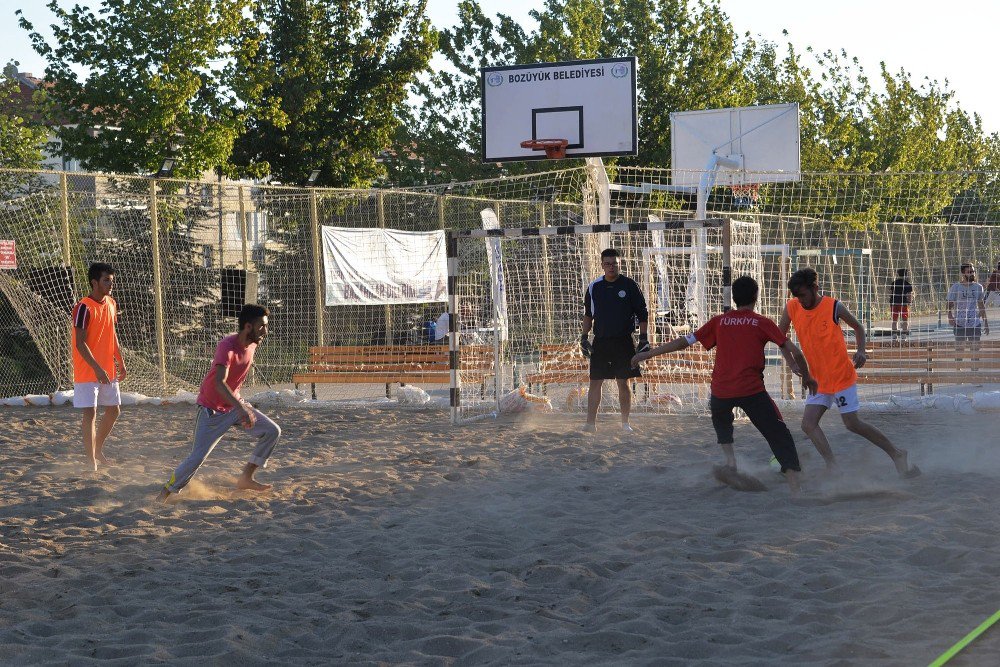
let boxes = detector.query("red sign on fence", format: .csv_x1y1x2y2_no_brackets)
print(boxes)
0,240,16,270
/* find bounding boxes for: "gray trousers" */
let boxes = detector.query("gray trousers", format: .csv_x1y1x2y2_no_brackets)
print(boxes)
165,405,281,493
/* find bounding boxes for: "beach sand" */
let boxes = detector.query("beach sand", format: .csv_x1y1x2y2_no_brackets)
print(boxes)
1,403,999,665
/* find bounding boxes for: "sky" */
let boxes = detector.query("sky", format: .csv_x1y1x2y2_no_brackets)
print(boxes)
3,0,998,134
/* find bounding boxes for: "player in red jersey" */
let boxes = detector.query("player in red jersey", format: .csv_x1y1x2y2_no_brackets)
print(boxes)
156,304,281,501
633,276,815,493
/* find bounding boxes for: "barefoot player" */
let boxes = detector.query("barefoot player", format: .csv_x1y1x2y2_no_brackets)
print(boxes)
157,304,281,501
779,267,920,478
72,262,127,471
633,276,815,494
581,248,650,433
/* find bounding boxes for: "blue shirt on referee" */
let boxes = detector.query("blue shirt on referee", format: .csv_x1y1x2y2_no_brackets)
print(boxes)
584,275,649,338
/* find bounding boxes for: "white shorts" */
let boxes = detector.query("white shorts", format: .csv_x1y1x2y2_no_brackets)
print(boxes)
805,383,860,414
73,381,122,408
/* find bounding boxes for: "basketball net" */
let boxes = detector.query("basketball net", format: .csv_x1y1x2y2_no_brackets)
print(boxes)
730,183,761,209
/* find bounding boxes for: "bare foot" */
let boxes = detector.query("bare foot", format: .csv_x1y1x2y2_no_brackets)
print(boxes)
95,452,115,466
891,449,921,478
89,457,98,472
815,461,841,479
785,469,802,496
236,477,272,492
712,464,768,492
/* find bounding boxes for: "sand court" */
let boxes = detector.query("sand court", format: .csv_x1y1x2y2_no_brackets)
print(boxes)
1,403,999,664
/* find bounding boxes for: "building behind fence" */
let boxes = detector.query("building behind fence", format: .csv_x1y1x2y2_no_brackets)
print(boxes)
1,166,997,403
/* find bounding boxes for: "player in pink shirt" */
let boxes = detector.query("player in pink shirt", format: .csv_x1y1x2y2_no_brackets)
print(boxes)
157,305,281,501
632,276,816,494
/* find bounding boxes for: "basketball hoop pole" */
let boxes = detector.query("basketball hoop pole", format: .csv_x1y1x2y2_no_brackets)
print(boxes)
695,153,742,220
585,157,611,227
691,153,740,322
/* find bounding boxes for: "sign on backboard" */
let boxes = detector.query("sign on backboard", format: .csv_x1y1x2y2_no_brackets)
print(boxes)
670,103,800,187
481,57,638,163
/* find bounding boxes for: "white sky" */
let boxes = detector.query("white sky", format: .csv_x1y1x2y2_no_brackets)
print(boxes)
4,0,997,134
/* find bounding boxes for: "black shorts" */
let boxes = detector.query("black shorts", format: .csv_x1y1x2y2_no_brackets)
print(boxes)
590,336,640,380
954,326,982,342
710,391,800,472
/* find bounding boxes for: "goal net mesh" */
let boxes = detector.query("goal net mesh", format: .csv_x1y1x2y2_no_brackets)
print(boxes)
449,219,763,423
1,166,998,411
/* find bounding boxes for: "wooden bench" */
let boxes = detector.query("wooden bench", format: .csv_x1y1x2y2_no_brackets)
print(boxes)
293,345,494,399
524,343,715,397
851,340,1000,395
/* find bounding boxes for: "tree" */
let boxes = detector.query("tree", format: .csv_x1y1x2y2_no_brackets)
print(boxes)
231,0,435,187
401,0,1000,192
18,0,271,178
757,48,1000,224
390,0,758,184
604,0,756,167
384,1,540,186
0,64,46,172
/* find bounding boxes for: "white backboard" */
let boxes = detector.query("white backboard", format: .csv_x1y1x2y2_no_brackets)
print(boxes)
481,58,638,162
670,103,800,187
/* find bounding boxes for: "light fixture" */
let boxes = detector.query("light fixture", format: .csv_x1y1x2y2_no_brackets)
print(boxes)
154,158,176,178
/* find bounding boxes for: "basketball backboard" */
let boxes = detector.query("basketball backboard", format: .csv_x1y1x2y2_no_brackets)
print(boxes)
670,103,800,187
481,57,638,163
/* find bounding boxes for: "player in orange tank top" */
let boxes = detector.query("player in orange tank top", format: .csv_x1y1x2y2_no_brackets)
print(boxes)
779,267,920,478
72,262,127,471
784,295,856,394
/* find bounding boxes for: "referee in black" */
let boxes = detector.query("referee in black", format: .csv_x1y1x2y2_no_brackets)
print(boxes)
581,248,650,432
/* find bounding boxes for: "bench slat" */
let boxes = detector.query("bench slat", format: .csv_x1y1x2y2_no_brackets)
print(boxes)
297,344,494,390
308,363,449,372
308,346,491,358
310,353,448,362
293,372,490,384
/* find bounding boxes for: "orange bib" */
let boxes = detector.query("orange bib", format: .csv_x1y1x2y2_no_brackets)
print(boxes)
71,296,119,382
786,296,856,394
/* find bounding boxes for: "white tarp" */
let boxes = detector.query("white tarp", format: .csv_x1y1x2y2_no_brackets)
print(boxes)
321,226,447,306
647,215,672,314
480,209,509,342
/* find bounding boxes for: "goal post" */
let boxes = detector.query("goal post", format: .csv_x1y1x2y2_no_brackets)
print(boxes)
446,217,762,424
640,219,764,339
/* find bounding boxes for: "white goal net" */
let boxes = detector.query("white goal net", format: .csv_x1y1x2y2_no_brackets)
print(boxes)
3,166,1000,414
447,218,763,424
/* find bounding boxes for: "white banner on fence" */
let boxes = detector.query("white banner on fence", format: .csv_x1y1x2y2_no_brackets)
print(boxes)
480,209,509,342
321,226,448,305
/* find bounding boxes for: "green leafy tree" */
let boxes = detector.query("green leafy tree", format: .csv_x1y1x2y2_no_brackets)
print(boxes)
18,0,270,178
402,0,999,192
232,0,435,187
384,1,539,186
605,0,755,166
0,64,46,173
756,47,1000,224
389,0,758,184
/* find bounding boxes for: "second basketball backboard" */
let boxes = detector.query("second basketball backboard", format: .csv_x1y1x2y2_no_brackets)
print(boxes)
670,103,801,187
481,57,638,162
